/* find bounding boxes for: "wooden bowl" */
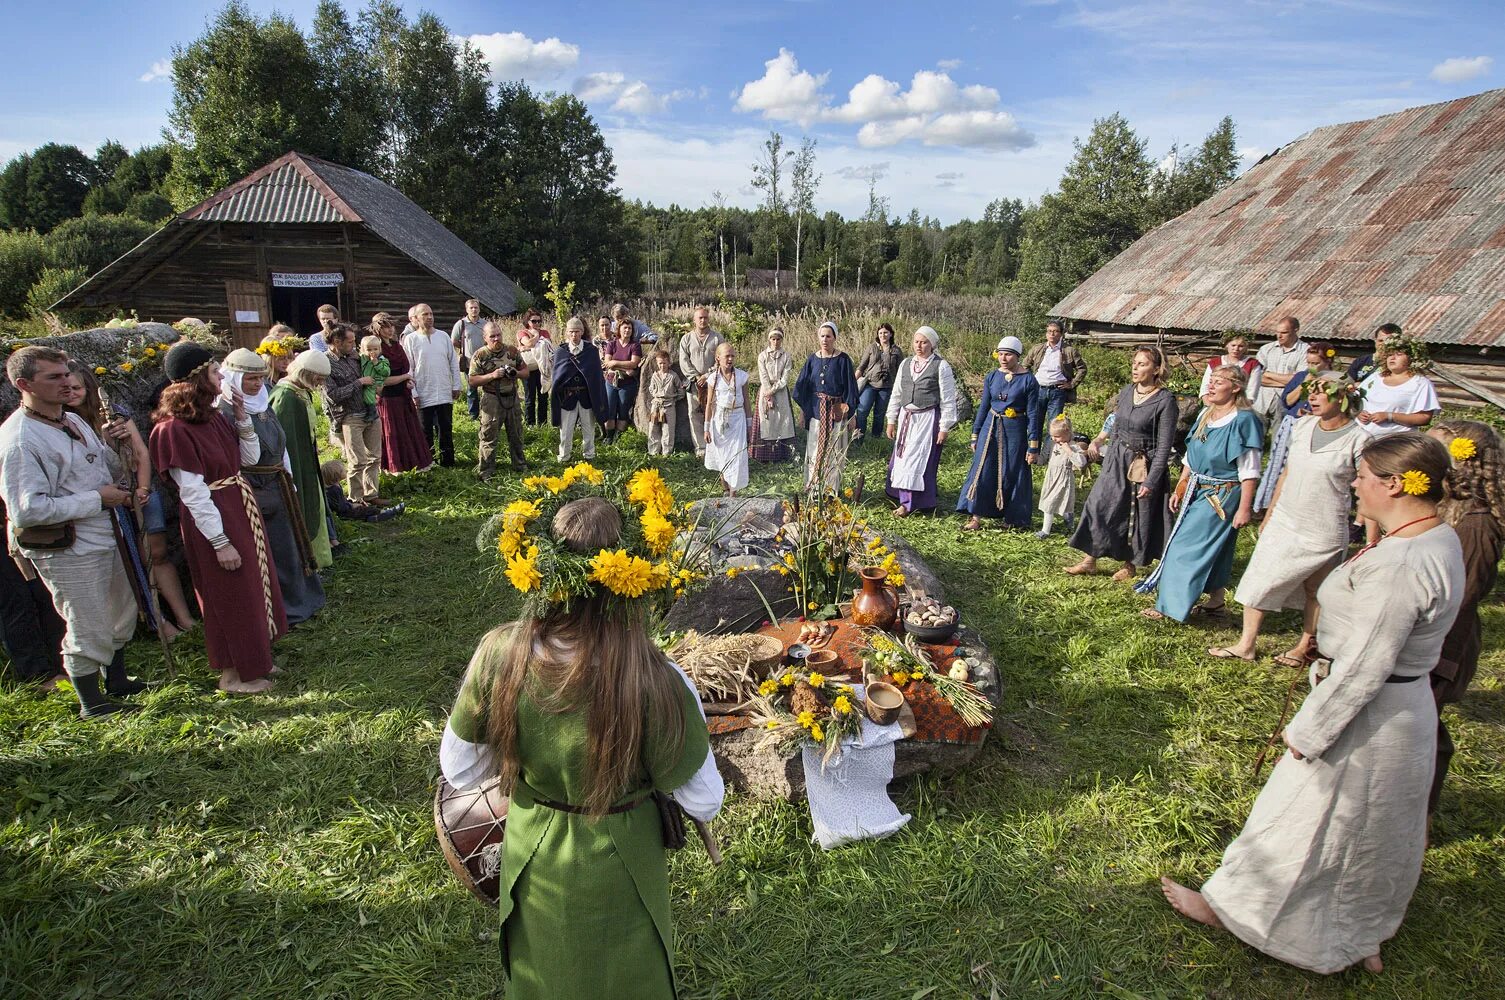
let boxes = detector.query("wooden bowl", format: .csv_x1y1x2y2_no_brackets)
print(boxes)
805,648,842,676
865,681,904,726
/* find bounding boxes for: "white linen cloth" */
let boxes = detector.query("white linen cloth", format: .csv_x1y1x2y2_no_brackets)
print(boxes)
402,328,464,407
703,368,749,490
1202,525,1463,974
439,660,726,822
801,684,910,850
1038,442,1088,516
756,348,796,441
885,355,959,492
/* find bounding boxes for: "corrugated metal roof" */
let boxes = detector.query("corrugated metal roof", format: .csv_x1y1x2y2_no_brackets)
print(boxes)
192,161,347,223
1053,87,1505,346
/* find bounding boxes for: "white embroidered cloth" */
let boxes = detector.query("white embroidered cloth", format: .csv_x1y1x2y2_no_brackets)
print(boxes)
801,684,910,850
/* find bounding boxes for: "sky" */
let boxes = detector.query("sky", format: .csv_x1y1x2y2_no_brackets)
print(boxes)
3,0,1503,223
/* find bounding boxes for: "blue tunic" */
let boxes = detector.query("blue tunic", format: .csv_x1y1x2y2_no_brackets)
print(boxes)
793,353,858,428
1146,408,1264,621
955,369,1042,525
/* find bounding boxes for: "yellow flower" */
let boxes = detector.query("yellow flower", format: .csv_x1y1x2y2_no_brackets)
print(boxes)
776,566,790,576
887,571,906,587
797,710,815,728
765,719,779,730
561,461,603,487
1450,436,1478,461
758,679,778,696
498,529,525,559
843,487,853,498
808,672,825,688
505,545,542,592
810,723,824,742
1400,469,1431,496
143,347,156,357
157,342,171,350
807,601,818,611
502,499,542,534
834,695,853,714
783,552,796,567
120,362,134,372
641,509,676,555
647,561,672,590
627,468,674,515
1325,348,1336,358
910,664,926,678
93,366,106,375
893,670,911,685
1004,407,1017,418
587,548,656,598
780,673,796,687
726,566,741,579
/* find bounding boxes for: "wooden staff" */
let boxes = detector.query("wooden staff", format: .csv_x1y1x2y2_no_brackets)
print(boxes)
98,388,176,678
693,818,723,865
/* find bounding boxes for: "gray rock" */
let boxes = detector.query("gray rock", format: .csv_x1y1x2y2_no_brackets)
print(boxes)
0,322,187,429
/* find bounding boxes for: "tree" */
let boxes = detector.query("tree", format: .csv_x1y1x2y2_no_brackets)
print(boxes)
749,131,790,289
0,144,99,233
789,138,820,288
1150,116,1240,224
309,0,389,177
83,144,175,222
1012,113,1154,328
856,180,889,290
45,214,156,276
710,191,729,291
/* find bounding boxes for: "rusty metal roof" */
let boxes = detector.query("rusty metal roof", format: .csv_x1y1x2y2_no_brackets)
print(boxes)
1053,88,1505,347
53,152,517,315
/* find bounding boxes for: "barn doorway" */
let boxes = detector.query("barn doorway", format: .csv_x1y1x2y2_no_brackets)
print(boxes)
269,272,346,337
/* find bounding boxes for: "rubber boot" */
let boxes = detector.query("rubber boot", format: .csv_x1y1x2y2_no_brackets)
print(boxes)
104,648,147,697
74,671,140,720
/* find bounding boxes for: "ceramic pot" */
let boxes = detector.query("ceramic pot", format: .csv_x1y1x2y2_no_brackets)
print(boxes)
865,681,904,726
850,566,899,629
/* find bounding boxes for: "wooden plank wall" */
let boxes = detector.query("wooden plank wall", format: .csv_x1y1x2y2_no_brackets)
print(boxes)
119,223,484,333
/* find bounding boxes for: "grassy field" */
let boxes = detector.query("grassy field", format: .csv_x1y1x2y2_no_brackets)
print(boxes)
2,371,1503,999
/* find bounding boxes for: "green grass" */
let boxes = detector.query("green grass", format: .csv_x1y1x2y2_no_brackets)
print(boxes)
2,399,1503,1000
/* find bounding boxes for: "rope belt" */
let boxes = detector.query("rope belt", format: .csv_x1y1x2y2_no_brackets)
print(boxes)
894,404,938,460
1133,470,1240,595
964,407,1012,509
244,464,317,575
208,474,278,642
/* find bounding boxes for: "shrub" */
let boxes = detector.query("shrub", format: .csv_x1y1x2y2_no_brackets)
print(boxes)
44,213,155,276
0,230,49,318
26,266,89,319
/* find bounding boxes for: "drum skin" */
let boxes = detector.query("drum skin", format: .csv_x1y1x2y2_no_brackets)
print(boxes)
434,775,508,906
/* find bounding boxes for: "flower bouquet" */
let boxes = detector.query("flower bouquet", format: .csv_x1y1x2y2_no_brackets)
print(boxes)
861,628,992,728
749,668,864,765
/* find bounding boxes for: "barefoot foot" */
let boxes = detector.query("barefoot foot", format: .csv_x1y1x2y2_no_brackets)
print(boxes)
1159,877,1224,928
1363,954,1383,973
1064,558,1097,576
219,674,275,695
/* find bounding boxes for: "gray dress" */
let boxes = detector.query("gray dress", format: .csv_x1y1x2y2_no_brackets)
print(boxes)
217,401,326,625
1202,526,1464,973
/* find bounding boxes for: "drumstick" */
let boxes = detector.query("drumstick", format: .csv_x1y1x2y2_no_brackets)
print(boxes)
693,819,723,865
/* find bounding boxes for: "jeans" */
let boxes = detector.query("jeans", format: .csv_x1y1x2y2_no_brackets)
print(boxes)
604,380,639,423
855,386,890,438
524,371,548,426
420,402,456,466
1038,384,1069,457
466,385,480,419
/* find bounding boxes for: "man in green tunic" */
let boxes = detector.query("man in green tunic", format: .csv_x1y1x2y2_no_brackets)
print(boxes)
268,351,333,569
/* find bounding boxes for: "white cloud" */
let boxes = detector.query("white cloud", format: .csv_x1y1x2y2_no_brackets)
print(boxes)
921,110,1033,149
1430,56,1493,84
573,73,685,116
732,48,829,124
1237,145,1267,162
139,59,170,83
937,58,963,71
460,31,579,82
834,162,890,183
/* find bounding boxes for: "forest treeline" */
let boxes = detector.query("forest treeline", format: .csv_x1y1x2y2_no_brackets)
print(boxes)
0,0,1241,333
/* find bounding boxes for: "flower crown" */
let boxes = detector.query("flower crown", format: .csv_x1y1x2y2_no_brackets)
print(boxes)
493,464,698,616
1449,436,1478,462
256,334,308,359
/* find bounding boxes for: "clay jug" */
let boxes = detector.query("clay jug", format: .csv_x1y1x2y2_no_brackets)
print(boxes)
850,566,899,629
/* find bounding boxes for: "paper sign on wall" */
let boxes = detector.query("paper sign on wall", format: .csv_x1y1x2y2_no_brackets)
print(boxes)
271,272,345,287
234,310,261,324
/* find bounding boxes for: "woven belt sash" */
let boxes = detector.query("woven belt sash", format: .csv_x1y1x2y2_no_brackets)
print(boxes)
1133,470,1240,595
244,464,317,575
208,474,278,641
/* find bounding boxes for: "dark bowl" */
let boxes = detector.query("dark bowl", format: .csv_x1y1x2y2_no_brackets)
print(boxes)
903,615,959,644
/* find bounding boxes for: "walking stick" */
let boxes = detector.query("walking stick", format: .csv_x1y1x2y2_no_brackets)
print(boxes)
693,818,723,865
98,389,176,678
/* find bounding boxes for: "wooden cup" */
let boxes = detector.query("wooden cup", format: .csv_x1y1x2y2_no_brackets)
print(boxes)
865,681,904,726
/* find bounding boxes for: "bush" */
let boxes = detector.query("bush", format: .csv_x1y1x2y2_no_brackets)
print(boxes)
44,213,155,276
0,230,49,318
26,266,88,319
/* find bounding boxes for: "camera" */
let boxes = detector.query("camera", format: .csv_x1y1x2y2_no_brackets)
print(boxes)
500,364,518,379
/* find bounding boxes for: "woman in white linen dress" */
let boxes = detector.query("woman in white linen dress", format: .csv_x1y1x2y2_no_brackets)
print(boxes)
753,329,796,462
884,326,958,516
702,342,752,494
1211,375,1365,664
1162,432,1464,975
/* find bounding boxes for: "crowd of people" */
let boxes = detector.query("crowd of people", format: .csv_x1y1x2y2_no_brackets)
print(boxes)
0,297,1498,989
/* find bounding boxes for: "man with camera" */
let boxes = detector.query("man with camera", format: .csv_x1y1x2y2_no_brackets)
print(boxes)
469,320,531,479
0,346,146,719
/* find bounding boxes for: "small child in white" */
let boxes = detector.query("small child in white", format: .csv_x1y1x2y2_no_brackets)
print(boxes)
1037,415,1087,538
645,351,684,457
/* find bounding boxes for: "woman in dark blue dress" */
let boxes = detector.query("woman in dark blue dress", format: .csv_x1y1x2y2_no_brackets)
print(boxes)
958,336,1042,530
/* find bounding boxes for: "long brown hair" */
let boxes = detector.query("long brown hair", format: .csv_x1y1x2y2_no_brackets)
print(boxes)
1434,420,1505,525
153,369,218,424
477,497,687,818
65,362,107,435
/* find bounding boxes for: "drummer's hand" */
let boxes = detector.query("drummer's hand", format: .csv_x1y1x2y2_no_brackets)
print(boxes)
215,544,242,571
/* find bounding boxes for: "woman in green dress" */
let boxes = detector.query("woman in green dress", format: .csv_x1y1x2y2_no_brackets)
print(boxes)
441,495,723,999
268,351,333,570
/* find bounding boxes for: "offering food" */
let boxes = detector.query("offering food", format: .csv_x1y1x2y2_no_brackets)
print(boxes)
905,597,957,628
798,621,837,647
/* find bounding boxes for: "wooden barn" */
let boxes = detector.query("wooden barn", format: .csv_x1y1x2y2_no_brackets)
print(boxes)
1052,88,1505,408
52,151,518,349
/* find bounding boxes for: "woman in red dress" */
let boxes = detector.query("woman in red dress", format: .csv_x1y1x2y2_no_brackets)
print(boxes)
149,341,287,694
372,312,434,473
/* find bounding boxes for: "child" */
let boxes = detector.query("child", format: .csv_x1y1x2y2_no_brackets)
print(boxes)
1037,415,1087,539
321,460,405,523
359,335,390,422
645,350,684,457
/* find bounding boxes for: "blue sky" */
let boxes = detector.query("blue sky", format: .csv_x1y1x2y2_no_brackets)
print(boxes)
4,0,1502,222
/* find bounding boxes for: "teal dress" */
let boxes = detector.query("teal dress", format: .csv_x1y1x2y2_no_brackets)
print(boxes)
447,654,709,1000
1137,408,1264,621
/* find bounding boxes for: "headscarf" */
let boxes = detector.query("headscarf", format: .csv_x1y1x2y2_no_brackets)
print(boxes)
995,336,1024,356
819,320,839,339
221,369,271,416
914,326,940,351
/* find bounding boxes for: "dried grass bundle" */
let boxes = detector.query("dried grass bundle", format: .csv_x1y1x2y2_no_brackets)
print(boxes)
668,630,771,704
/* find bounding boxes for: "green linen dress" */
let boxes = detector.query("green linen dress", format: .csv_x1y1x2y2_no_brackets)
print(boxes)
448,658,709,999
268,382,333,569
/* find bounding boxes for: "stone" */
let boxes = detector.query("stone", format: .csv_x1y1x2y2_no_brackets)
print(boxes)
0,321,187,428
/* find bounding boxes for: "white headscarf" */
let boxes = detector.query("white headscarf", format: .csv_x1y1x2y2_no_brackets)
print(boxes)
915,326,940,350
819,320,840,339
221,368,271,416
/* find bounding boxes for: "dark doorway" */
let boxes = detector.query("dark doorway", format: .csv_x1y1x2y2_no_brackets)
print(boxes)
270,284,343,337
